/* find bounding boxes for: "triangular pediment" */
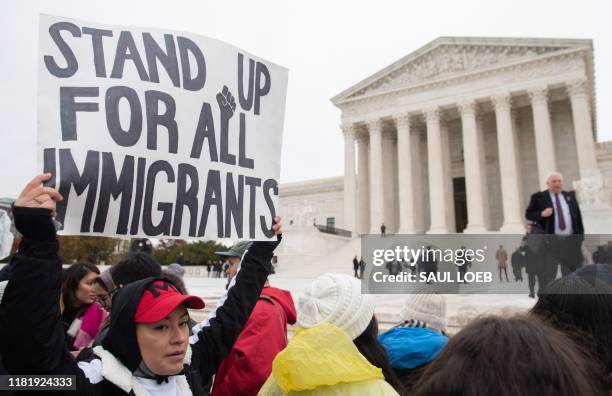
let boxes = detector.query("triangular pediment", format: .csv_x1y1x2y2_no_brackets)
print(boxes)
332,37,592,104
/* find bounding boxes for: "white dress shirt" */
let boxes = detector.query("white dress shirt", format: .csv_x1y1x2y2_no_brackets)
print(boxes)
548,191,573,235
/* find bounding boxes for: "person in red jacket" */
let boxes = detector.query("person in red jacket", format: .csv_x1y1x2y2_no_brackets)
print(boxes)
211,242,297,396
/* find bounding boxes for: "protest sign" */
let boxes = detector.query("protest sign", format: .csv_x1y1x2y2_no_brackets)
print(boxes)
38,14,288,240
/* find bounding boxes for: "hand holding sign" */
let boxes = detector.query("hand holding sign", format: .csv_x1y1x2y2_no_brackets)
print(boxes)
15,173,63,218
271,216,282,236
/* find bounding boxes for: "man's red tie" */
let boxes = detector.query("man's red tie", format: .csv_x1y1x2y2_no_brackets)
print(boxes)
554,193,566,230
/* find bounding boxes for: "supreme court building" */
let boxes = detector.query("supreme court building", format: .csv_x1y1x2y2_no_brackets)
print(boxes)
279,37,612,240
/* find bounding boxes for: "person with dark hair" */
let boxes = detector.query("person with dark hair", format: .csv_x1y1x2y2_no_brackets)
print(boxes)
593,245,605,264
106,251,166,292
510,245,525,282
214,260,222,278
260,273,402,395
61,262,100,315
61,262,108,350
412,315,606,396
359,256,366,279
0,174,283,395
530,275,612,390
520,223,558,298
89,253,164,347
352,255,359,278
176,251,185,266
379,293,448,394
111,252,162,287
386,259,402,276
130,238,153,254
353,316,405,394
93,269,116,311
419,246,438,283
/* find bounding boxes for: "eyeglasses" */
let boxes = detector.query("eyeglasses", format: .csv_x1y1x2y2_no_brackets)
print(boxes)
96,287,120,308
108,287,120,298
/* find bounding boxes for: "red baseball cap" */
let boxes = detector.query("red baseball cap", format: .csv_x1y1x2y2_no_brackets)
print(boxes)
135,280,205,323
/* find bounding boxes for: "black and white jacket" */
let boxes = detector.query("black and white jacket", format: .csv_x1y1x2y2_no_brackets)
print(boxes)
0,206,279,395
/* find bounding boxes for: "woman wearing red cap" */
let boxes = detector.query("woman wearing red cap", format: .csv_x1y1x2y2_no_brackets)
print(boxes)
0,174,282,395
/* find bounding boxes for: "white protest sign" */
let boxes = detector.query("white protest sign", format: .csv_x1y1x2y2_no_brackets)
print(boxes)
38,15,287,240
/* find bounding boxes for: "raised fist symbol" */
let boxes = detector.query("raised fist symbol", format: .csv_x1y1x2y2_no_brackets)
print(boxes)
216,85,237,119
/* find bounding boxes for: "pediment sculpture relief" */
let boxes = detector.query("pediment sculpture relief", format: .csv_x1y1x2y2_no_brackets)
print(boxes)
348,45,568,99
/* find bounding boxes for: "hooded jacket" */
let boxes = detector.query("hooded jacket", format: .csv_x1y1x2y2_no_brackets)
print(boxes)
211,286,296,396
258,323,399,396
378,326,448,370
0,206,279,396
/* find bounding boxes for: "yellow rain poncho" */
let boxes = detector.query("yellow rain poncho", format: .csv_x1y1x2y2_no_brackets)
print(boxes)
258,323,399,395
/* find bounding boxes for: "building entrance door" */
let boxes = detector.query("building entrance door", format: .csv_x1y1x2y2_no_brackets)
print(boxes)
453,177,468,233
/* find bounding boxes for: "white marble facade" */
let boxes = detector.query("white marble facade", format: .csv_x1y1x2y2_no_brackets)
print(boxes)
280,37,612,236
279,177,344,229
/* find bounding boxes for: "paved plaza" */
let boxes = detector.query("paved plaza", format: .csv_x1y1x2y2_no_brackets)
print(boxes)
185,269,537,334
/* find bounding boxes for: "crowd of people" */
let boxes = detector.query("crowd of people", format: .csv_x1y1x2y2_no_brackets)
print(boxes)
0,173,611,395
378,246,440,280
204,260,229,279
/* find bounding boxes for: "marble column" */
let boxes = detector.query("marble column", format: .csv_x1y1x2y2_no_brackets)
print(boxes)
459,100,488,232
342,124,356,234
357,133,370,234
528,87,558,187
567,79,598,178
440,120,456,232
425,108,451,233
368,120,384,234
395,114,417,233
382,131,398,232
492,94,524,233
411,129,425,233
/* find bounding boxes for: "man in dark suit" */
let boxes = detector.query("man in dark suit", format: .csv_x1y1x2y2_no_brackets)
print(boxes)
525,172,585,277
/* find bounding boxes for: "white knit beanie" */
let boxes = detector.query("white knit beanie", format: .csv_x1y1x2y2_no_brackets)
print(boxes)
400,293,447,332
297,273,375,340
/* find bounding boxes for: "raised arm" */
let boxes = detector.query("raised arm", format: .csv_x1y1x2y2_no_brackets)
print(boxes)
0,176,107,396
190,218,282,380
0,174,69,372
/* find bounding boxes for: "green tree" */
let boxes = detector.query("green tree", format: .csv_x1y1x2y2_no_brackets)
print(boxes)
58,236,119,264
153,239,227,265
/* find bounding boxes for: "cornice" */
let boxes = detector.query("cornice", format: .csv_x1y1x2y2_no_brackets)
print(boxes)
335,47,589,109
280,177,344,197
